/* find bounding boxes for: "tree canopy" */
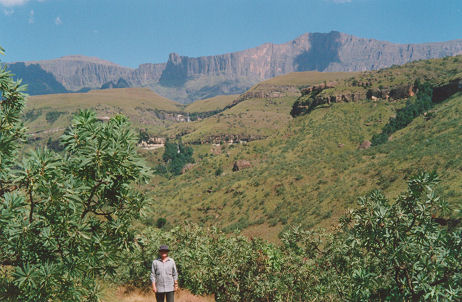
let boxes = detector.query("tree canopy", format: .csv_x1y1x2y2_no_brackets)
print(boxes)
0,48,149,301
118,172,461,301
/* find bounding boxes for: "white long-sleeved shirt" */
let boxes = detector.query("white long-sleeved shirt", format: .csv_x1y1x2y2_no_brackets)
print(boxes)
150,257,178,293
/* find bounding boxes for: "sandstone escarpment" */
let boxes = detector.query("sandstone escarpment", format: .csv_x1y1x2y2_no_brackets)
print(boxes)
157,31,462,87
291,73,462,117
432,78,462,103
291,81,419,116
24,55,134,91
9,31,462,101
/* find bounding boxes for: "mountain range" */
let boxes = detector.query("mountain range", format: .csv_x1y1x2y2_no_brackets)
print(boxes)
21,50,462,239
7,31,462,103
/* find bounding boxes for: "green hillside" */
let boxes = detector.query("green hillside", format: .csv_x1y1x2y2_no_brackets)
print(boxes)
24,88,184,145
292,56,462,116
165,71,355,143
185,94,239,113
143,92,462,241
19,57,462,241
253,70,357,87
140,57,462,241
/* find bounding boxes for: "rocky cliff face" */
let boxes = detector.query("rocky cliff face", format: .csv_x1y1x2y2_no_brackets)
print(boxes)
22,55,133,91
7,55,166,93
8,31,462,102
127,62,166,86
158,31,462,83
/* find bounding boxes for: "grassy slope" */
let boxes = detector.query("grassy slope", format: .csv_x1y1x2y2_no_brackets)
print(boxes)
24,88,183,140
20,59,462,242
143,92,462,242
185,94,239,113
169,96,296,143
166,71,356,143
254,71,358,87
316,56,462,99
149,74,257,104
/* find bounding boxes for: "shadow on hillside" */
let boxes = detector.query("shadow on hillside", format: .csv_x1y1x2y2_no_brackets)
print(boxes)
294,31,342,72
7,62,69,95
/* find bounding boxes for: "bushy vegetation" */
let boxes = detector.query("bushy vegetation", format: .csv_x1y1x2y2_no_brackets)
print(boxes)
371,81,434,145
145,89,462,238
119,173,461,301
0,51,149,301
138,128,151,143
23,108,42,122
156,141,194,175
291,55,462,118
45,110,66,123
2,47,462,301
188,109,223,121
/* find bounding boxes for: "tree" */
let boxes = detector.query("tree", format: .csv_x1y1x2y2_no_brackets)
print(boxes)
116,172,461,301
325,171,462,300
0,47,149,301
159,141,194,175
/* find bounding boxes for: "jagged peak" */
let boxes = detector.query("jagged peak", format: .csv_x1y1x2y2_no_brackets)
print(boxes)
167,52,186,65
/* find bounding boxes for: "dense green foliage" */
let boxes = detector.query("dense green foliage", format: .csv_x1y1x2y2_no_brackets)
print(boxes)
371,81,434,145
145,90,462,237
2,47,462,301
157,141,194,175
45,110,66,123
119,173,461,301
0,50,149,301
138,128,150,143
188,109,223,121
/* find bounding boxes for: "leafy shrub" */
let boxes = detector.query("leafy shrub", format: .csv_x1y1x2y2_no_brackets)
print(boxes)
46,137,64,152
23,108,42,122
116,172,461,301
158,141,194,176
0,55,149,301
138,128,150,143
214,166,223,176
156,217,167,229
45,110,65,123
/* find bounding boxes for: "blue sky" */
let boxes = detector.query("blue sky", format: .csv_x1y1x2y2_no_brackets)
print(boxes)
1,0,461,67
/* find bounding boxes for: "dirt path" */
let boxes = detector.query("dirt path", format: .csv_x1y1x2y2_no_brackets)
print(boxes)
103,286,214,302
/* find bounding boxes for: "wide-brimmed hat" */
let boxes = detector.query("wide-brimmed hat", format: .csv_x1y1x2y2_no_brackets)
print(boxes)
158,245,170,252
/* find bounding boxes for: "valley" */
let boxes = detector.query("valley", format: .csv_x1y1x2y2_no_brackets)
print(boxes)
22,55,462,243
3,1,462,299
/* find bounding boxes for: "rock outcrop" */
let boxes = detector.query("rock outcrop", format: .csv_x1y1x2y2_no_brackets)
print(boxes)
291,79,423,117
181,163,196,174
233,160,252,171
229,84,302,108
21,55,133,91
359,140,372,150
432,78,462,103
157,31,462,84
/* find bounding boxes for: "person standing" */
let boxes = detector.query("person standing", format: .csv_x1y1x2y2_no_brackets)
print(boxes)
151,245,179,302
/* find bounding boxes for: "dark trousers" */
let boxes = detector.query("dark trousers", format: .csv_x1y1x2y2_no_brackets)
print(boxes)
155,291,174,302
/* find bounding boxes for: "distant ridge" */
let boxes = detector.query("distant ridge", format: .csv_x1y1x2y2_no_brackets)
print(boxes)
7,31,462,103
25,55,124,66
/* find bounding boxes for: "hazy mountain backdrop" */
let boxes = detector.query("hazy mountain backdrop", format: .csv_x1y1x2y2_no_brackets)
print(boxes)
7,31,462,103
